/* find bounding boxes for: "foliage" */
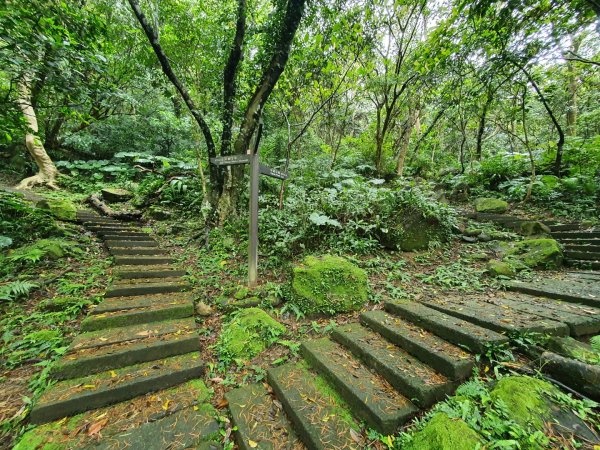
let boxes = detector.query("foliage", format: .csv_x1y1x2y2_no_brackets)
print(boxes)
0,281,38,303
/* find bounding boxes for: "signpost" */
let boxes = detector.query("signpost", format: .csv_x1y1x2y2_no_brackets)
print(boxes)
210,123,287,287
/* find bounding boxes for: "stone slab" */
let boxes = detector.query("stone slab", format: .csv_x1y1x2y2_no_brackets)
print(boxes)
567,260,600,270
92,292,193,314
114,255,174,265
332,323,453,408
115,267,187,280
506,279,600,308
30,352,204,424
540,351,600,401
564,245,600,253
226,384,302,450
560,238,600,246
105,240,158,247
549,224,582,232
267,363,361,450
384,300,508,353
103,235,156,241
359,310,474,380
565,251,600,261
108,247,167,256
552,231,600,239
301,338,416,434
105,281,190,298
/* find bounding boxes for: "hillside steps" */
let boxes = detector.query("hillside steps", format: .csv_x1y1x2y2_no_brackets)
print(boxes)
29,210,210,432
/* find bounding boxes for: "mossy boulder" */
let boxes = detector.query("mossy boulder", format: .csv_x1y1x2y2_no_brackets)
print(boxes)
292,255,368,315
378,213,448,251
217,308,286,363
474,197,508,214
486,259,515,278
36,198,77,221
404,413,482,450
519,221,551,236
504,238,562,269
101,188,133,203
147,206,173,220
546,336,599,366
490,376,558,430
10,239,71,261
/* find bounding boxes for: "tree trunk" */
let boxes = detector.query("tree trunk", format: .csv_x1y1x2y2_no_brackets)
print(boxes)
565,37,581,137
476,91,493,160
396,107,417,177
15,77,59,190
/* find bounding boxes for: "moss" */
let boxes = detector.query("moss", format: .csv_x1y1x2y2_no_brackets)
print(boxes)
217,308,286,363
486,259,515,278
474,197,508,213
504,238,562,269
40,296,91,312
490,376,558,430
404,413,482,450
291,255,368,315
591,335,600,352
547,336,600,366
36,199,77,221
13,429,66,450
519,221,551,236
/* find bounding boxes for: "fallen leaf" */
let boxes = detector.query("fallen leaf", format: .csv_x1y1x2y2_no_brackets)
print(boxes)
110,371,117,378
350,428,362,443
216,398,229,409
248,439,258,448
162,400,170,411
83,385,96,390
87,418,108,436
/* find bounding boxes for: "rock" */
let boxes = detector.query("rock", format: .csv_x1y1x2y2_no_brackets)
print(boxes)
504,238,563,269
546,336,599,365
234,286,250,300
540,351,600,402
292,255,368,316
468,252,489,261
378,208,450,251
486,260,515,278
477,232,492,242
101,188,133,203
464,228,482,237
461,235,478,243
474,197,508,214
404,413,482,450
147,206,173,220
519,221,551,236
195,301,213,317
36,198,77,221
217,308,286,362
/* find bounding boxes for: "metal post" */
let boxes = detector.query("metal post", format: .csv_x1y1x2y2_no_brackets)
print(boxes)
248,150,259,287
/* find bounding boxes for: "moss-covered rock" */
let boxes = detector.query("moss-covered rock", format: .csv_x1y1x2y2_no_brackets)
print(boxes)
404,413,482,450
9,239,72,262
486,259,515,278
217,308,286,363
379,213,448,251
292,255,368,315
474,197,508,213
490,376,558,430
546,336,600,366
101,188,133,203
36,198,77,221
147,206,173,220
519,221,551,236
504,238,562,269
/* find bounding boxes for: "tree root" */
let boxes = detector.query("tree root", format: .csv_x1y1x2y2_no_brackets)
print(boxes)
86,193,142,221
15,174,59,190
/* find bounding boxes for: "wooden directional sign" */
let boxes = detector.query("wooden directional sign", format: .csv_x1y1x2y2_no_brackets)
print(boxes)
210,123,287,286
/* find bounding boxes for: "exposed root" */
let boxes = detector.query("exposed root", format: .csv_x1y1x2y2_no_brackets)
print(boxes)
14,174,59,190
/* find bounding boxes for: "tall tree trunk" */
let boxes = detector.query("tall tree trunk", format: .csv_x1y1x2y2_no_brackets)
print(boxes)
15,77,59,190
396,107,417,176
565,37,581,137
476,90,493,160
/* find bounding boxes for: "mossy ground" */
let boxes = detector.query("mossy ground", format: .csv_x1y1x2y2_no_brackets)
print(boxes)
404,413,482,450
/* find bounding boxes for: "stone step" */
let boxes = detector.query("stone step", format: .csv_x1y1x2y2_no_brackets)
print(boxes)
332,323,454,408
105,280,190,298
52,319,199,380
567,260,600,270
83,294,194,331
84,220,122,227
420,297,569,336
564,245,600,253
506,279,600,308
565,251,600,261
301,338,417,434
29,352,204,424
384,300,508,353
105,240,158,247
108,247,167,256
115,266,187,280
226,384,303,450
103,234,157,241
566,271,600,281
360,310,474,380
267,363,362,449
87,225,140,232
114,255,174,265
549,223,582,232
494,295,600,336
97,230,150,238
92,292,193,314
552,231,600,239
559,238,600,246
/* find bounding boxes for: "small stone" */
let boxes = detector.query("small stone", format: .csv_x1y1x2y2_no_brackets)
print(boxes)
464,229,482,237
101,188,133,203
461,235,478,243
474,197,509,214
195,301,213,316
478,232,492,242
147,206,173,220
486,260,515,278
469,252,489,261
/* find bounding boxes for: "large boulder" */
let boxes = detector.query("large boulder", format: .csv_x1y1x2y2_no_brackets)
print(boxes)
486,259,515,278
504,238,562,269
292,255,368,315
36,198,77,221
546,336,599,365
404,413,482,450
101,188,133,203
217,308,286,363
379,213,448,251
474,197,508,214
519,221,551,236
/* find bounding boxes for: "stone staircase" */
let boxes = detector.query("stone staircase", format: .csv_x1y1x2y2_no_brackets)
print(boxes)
27,210,219,447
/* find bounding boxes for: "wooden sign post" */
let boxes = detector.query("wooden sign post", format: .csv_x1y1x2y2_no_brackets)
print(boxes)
210,123,287,287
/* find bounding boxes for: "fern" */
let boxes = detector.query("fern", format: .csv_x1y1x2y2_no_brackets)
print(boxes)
0,281,38,302
591,335,600,353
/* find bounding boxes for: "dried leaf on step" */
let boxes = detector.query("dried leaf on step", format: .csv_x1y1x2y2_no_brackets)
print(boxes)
216,398,229,409
87,418,108,436
350,429,362,443
248,440,258,448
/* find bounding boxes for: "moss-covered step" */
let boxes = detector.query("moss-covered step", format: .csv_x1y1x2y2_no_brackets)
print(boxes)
559,238,600,246
92,292,193,314
565,245,600,253
421,297,569,336
552,231,600,239
114,255,174,265
105,239,158,247
29,352,204,424
506,279,600,308
226,383,302,450
332,323,454,408
539,351,600,401
115,265,187,280
385,300,508,353
105,280,190,297
96,229,149,236
103,234,157,242
549,223,583,232
566,271,600,281
83,295,194,331
492,295,600,336
565,250,600,261
87,225,140,233
267,363,361,450
13,379,214,450
108,246,166,256
52,320,199,380
359,310,474,380
301,338,417,433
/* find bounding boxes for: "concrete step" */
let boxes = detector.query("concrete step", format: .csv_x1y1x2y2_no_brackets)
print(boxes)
105,240,158,248
421,297,569,336
552,231,600,239
506,279,600,308
114,255,174,265
87,225,139,232
226,384,303,450
566,260,600,270
115,266,187,280
268,363,362,449
83,293,194,331
564,245,600,253
103,235,156,242
105,280,190,298
52,318,199,380
301,338,417,433
549,223,582,232
360,310,474,380
108,247,167,256
559,238,600,246
29,352,204,424
565,251,600,261
384,300,508,353
332,323,455,408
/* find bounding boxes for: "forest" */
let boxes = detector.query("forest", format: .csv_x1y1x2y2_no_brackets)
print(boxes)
1,0,600,449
